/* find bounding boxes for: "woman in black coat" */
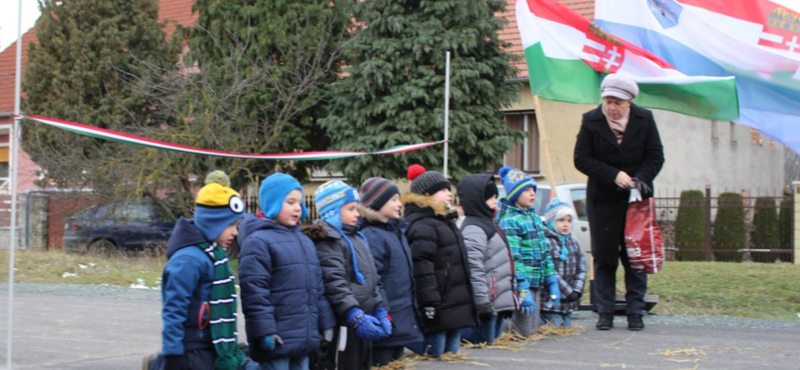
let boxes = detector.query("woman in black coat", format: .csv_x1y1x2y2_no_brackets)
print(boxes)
573,74,664,332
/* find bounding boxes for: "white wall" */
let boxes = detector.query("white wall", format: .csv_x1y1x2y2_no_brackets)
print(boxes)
652,110,785,197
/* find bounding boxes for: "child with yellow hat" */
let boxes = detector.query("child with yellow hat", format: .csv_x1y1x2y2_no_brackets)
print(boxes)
157,170,246,370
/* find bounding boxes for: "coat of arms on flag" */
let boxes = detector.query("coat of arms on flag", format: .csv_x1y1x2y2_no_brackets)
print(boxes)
582,24,625,73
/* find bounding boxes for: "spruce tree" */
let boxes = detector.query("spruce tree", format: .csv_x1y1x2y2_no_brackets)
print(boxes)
321,0,521,182
22,0,179,187
184,0,351,183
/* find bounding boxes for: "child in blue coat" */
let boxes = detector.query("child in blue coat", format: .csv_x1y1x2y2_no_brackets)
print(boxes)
159,171,246,370
238,173,337,370
358,177,424,366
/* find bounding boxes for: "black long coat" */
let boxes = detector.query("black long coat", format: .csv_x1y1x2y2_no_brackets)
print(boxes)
573,104,664,266
402,192,479,333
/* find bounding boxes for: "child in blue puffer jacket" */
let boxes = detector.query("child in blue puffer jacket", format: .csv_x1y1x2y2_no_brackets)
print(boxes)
238,173,337,370
158,171,246,370
358,177,424,367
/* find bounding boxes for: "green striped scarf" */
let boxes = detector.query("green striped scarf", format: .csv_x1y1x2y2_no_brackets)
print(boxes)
198,242,244,370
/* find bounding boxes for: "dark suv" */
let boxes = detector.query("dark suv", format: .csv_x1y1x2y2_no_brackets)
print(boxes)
63,200,178,254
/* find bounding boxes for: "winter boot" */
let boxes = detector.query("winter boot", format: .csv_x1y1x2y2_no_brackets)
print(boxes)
596,313,614,330
627,314,644,331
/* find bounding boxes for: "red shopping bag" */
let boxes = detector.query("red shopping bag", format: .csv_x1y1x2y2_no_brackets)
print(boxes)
624,198,664,274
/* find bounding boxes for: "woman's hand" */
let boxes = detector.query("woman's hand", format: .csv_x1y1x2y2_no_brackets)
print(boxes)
615,171,635,189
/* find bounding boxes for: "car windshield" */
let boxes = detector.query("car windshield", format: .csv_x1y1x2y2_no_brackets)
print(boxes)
532,188,550,216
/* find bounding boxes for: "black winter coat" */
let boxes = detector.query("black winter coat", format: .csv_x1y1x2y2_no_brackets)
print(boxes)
574,104,665,266
358,206,424,348
402,193,478,333
306,221,383,324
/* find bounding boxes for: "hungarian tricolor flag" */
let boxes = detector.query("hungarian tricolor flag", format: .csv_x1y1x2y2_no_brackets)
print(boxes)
516,0,740,120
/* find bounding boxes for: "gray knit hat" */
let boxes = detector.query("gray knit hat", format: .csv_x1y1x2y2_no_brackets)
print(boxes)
408,164,451,195
601,74,639,100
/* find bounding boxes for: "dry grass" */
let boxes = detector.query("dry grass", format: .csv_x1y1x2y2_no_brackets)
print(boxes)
462,323,586,353
649,342,707,370
0,250,165,288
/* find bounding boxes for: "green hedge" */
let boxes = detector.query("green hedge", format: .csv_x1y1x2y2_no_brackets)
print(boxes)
712,192,746,262
751,197,780,262
780,199,792,249
675,190,706,261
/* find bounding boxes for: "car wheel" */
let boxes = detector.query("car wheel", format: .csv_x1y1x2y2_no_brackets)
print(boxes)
87,239,116,257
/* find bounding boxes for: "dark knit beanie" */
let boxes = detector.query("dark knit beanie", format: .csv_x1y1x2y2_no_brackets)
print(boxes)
360,177,400,210
485,180,499,201
408,164,451,195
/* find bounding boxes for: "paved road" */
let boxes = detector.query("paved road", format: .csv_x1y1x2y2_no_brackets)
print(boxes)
0,284,798,369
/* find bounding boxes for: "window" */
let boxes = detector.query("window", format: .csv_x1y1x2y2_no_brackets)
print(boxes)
570,189,588,221
115,203,154,222
502,112,540,173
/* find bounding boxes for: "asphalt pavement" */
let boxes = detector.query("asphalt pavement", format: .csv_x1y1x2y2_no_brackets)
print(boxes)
0,284,798,370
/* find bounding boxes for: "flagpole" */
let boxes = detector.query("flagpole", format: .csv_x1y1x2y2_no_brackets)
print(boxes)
443,51,450,178
532,95,558,199
7,0,23,367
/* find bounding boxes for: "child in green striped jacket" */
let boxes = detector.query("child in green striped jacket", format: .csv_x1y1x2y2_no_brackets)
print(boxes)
495,167,560,337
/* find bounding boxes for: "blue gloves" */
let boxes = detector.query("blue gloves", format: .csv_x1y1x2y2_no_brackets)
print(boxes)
517,280,536,316
373,307,393,337
261,334,283,351
346,307,389,341
545,275,561,307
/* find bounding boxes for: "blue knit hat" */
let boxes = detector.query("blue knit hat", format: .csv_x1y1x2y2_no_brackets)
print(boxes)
315,180,368,283
499,166,537,204
194,171,246,241
259,173,308,221
544,198,577,230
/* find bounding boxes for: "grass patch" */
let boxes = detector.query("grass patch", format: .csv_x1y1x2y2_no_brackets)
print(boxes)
0,250,165,288
1,252,799,320
617,261,800,320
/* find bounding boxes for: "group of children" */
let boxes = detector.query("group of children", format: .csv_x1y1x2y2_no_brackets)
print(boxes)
152,165,586,370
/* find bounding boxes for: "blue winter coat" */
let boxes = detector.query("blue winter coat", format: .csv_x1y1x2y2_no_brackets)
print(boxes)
161,217,215,356
238,214,336,362
358,206,424,348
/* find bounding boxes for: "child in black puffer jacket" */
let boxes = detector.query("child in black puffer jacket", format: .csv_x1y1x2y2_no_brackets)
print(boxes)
403,165,478,358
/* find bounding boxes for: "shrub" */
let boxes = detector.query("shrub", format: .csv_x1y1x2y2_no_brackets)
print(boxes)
751,197,780,262
712,192,746,262
675,190,706,261
779,199,792,249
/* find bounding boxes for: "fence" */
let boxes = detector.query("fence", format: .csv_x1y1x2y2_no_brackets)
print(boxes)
654,186,794,263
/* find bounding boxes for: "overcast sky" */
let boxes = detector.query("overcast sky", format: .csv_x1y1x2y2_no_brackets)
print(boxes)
0,0,40,52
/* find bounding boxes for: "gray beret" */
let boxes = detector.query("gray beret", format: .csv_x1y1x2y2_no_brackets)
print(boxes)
601,74,639,100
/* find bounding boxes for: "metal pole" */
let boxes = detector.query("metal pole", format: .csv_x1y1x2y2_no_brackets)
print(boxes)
443,52,450,178
8,0,24,368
